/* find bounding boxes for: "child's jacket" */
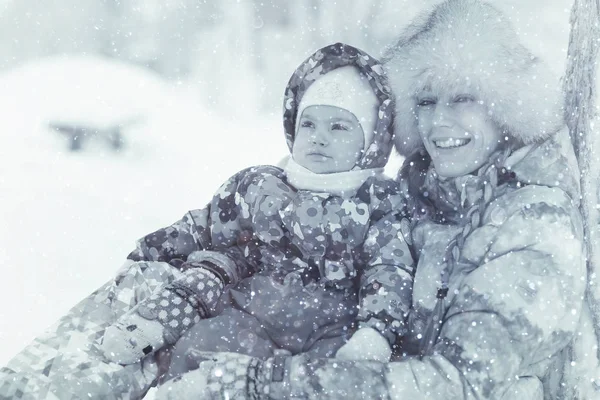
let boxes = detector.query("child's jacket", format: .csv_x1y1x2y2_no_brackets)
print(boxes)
129,165,414,349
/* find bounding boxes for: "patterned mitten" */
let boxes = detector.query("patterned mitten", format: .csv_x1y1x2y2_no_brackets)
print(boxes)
101,265,224,364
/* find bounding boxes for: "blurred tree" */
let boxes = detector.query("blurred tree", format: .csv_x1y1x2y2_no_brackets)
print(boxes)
0,0,570,119
0,0,109,69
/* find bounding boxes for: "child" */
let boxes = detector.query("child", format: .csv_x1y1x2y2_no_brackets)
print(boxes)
100,43,414,369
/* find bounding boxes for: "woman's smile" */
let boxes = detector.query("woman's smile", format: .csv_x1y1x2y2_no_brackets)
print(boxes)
416,94,503,177
431,137,472,149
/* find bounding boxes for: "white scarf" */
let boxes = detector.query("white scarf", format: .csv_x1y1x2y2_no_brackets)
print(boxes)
283,156,384,197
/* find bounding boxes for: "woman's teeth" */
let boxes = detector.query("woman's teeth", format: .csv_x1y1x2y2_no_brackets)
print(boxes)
433,138,471,149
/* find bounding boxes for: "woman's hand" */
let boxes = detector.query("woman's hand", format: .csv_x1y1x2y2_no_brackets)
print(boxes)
155,365,212,400
155,350,259,400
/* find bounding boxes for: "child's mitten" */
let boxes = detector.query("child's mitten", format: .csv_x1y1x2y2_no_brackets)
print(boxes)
101,265,224,364
335,326,392,362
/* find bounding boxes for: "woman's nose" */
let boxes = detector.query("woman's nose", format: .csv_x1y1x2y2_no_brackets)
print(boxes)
432,103,453,127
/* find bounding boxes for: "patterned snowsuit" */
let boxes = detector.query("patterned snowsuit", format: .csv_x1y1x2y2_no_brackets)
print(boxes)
0,261,178,399
124,43,413,373
136,164,413,376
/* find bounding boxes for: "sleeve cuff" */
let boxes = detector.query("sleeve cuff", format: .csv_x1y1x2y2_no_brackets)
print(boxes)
186,250,242,286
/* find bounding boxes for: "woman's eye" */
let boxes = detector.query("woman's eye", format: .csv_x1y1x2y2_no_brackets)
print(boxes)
300,120,315,129
417,98,436,107
454,95,475,103
331,123,349,131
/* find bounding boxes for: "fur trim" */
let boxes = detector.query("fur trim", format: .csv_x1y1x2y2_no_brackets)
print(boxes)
382,0,564,156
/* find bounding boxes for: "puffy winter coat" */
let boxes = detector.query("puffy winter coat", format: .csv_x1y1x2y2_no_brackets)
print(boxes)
257,136,586,399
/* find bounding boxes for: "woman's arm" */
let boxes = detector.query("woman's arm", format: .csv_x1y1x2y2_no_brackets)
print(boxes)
284,188,586,399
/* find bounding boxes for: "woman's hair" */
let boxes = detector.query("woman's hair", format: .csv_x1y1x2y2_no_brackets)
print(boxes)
383,0,564,157
399,149,433,218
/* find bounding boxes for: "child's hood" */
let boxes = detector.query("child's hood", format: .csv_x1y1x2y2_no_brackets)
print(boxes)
283,43,395,170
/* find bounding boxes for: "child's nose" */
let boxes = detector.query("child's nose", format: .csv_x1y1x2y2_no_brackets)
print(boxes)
310,127,329,146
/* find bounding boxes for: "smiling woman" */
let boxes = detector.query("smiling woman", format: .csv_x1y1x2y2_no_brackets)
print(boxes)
415,92,504,178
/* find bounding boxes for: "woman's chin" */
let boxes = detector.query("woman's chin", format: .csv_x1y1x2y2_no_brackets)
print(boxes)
429,142,484,177
432,157,478,178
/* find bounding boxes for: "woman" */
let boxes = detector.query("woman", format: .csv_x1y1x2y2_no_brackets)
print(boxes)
155,0,587,399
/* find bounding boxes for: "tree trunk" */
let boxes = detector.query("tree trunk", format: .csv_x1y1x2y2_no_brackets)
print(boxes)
563,0,600,397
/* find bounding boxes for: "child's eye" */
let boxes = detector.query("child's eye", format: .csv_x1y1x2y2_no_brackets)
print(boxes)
453,94,475,103
417,98,436,107
331,123,350,131
300,120,315,129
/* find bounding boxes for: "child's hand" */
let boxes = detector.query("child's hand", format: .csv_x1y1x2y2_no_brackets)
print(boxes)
100,311,167,364
101,265,225,364
335,326,392,362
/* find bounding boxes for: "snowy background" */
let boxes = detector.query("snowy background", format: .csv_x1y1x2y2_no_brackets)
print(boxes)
0,0,573,370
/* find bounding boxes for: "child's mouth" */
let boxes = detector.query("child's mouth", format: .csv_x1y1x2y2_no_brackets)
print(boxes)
307,152,330,158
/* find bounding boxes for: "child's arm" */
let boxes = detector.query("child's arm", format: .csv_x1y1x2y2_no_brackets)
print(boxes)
338,200,415,361
126,167,262,285
101,264,226,364
126,208,210,264
102,166,283,363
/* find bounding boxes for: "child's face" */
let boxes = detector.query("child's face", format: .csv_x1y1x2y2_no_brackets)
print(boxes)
292,105,365,174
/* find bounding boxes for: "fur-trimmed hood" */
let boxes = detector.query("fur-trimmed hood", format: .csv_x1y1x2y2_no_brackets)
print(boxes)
383,0,564,156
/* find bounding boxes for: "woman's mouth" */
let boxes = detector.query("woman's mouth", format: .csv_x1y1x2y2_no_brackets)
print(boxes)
432,138,471,149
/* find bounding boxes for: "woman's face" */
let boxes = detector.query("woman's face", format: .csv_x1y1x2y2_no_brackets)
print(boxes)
415,92,504,178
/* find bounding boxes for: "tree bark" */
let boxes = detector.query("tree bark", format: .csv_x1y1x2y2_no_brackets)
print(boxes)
563,0,600,396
